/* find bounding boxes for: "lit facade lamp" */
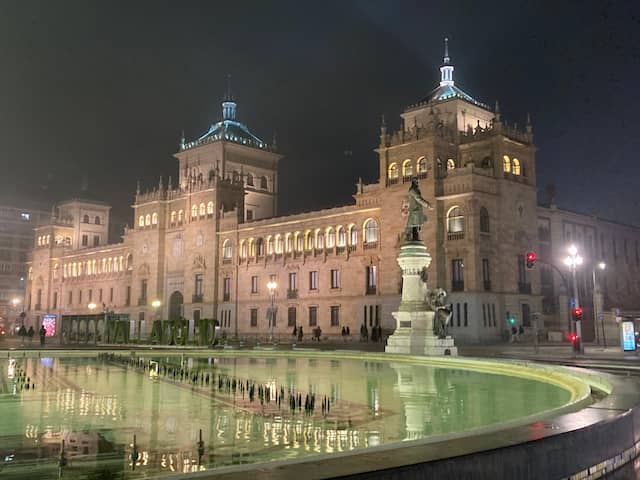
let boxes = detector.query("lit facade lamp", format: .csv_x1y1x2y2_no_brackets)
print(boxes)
564,245,584,353
267,281,277,343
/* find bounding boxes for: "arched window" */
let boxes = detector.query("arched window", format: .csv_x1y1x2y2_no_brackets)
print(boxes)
94,259,98,273
246,173,254,186
191,205,198,218
417,156,427,174
151,213,158,225
337,226,346,247
113,257,118,272
481,156,493,169
199,203,206,216
94,216,101,225
223,239,233,259
447,158,456,170
447,206,465,233
145,214,151,226
296,233,304,251
275,235,283,254
349,225,358,245
37,236,41,246
83,215,90,223
53,263,59,279
240,240,247,259
267,236,274,255
316,230,325,249
138,216,144,227
256,237,265,256
285,233,293,253
260,176,268,190
170,211,176,223
512,158,521,176
503,155,511,173
207,201,214,215
402,159,413,178
480,207,490,233
63,265,68,279
326,228,336,248
178,210,184,222
119,256,124,271
364,219,379,243
305,231,313,250
28,267,33,280
248,238,255,257
388,163,399,179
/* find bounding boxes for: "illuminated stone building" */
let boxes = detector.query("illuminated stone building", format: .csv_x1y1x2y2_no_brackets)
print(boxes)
25,43,640,344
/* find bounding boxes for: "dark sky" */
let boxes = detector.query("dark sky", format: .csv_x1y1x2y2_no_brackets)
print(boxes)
0,1,639,231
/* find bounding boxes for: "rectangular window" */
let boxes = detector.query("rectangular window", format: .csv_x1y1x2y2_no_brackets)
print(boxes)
522,303,531,327
81,234,88,246
78,290,82,305
309,306,317,326
93,235,99,247
517,255,530,293
109,287,114,303
88,289,93,302
195,273,203,297
246,210,253,221
464,302,468,327
492,304,496,326
482,304,487,327
193,309,201,322
288,272,297,291
138,312,145,321
330,269,340,289
250,308,258,327
223,277,231,302
482,258,490,291
68,291,73,306
366,265,377,294
309,271,318,290
456,303,461,327
125,286,131,306
140,280,147,302
251,275,258,294
451,259,464,291
330,306,340,326
288,306,296,327
99,288,103,302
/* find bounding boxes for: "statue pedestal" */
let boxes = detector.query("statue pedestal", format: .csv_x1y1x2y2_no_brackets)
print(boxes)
385,241,458,356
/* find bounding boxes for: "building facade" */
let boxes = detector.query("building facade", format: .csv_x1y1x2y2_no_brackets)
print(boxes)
25,46,640,344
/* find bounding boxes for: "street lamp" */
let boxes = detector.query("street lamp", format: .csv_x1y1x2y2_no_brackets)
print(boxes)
149,300,161,341
593,262,606,347
267,281,277,343
564,245,584,353
88,303,97,344
11,298,22,334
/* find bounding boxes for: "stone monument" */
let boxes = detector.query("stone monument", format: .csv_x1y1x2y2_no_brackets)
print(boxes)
385,178,458,356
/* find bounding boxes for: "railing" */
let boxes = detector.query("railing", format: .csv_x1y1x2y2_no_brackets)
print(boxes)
447,231,465,241
387,177,399,186
287,289,298,299
336,246,345,254
518,283,532,294
417,171,428,179
363,241,378,250
138,298,147,306
222,258,232,264
347,245,356,253
366,286,377,295
451,281,464,292
192,294,203,303
483,280,491,291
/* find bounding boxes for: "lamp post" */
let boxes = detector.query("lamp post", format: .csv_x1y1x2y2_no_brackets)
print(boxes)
151,300,161,342
11,298,21,334
88,302,97,344
593,262,606,347
564,245,583,352
267,281,277,343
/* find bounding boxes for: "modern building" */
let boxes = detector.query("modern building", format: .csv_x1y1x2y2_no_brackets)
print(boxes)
24,43,640,344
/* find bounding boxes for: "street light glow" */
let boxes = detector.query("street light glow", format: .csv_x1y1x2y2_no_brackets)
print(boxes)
568,245,578,256
151,300,161,308
267,281,277,292
88,302,97,310
598,262,606,270
11,298,20,306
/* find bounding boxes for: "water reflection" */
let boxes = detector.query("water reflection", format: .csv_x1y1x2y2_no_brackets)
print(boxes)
0,355,571,478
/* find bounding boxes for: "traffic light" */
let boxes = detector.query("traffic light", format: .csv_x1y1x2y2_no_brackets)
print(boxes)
508,317,516,325
569,333,577,343
526,251,536,269
572,307,583,322
569,332,581,352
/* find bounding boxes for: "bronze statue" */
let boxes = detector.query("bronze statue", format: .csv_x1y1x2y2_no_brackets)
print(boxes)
404,178,433,242
427,288,453,338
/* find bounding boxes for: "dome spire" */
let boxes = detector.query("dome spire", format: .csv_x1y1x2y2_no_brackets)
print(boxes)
222,74,237,120
440,37,454,87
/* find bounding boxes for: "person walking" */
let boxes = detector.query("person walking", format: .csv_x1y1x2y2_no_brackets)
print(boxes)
27,326,35,344
510,325,517,343
518,324,525,342
297,326,303,342
39,324,46,346
18,325,26,345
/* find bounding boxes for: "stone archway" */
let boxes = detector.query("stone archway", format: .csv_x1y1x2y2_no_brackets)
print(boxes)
169,291,184,321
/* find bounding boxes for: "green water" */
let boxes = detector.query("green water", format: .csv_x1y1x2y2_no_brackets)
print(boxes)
0,354,571,477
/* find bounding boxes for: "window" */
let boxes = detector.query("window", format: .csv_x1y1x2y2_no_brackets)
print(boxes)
288,272,298,292
138,216,144,227
223,277,231,302
296,233,304,251
251,275,258,294
402,159,413,178
199,203,206,216
240,240,247,259
349,225,357,246
246,209,254,221
388,163,398,179
68,291,73,306
145,214,151,226
512,158,521,176
316,231,324,249
364,219,378,243
250,308,258,327
337,227,346,247
285,234,293,252
152,213,158,225
447,207,464,234
222,240,233,260
246,173,254,186
275,235,283,254
447,158,456,170
330,306,340,326
89,289,93,302
82,234,88,246
256,238,264,256
482,258,491,290
171,211,176,223
452,259,464,291
464,303,468,327
83,214,90,223
178,210,184,223
309,271,318,290
195,273,203,297
191,205,197,218
93,235,99,247
288,307,297,327
95,216,101,225
99,288,103,302
140,279,147,303
260,176,268,190
53,292,57,309
517,255,529,293
331,269,340,289
126,286,131,306
503,155,511,173
417,156,427,174
327,228,336,248
366,265,377,294
109,287,113,303
309,306,317,326
267,236,274,255
193,309,201,322
207,201,214,215
480,207,490,233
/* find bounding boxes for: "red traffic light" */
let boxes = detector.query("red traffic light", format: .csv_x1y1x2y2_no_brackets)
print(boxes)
572,307,583,320
526,251,536,268
569,333,577,343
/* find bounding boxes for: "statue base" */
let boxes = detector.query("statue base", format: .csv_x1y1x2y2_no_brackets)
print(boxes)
385,311,458,356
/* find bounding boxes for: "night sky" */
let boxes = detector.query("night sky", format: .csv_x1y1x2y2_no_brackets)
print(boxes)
0,1,639,233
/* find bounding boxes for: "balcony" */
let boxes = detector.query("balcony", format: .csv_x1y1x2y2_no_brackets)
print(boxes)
336,246,345,255
366,285,377,295
222,258,232,264
447,231,465,241
138,298,147,306
483,280,491,291
363,241,378,250
192,294,203,303
518,283,532,294
287,289,298,299
451,281,464,292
